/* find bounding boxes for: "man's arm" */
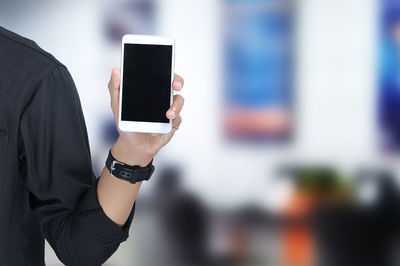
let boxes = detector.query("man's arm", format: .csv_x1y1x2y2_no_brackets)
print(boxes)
97,68,184,227
20,66,184,265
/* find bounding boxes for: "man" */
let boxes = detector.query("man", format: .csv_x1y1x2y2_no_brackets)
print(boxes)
0,26,184,265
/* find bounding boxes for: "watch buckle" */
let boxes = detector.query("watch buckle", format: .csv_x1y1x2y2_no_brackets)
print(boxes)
110,160,124,175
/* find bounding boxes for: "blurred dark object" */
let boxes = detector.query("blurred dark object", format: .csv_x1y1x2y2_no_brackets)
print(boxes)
152,166,282,266
215,206,278,266
102,0,156,43
155,165,210,266
311,169,400,266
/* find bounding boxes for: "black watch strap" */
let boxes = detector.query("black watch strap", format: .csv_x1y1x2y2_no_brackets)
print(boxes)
105,150,155,184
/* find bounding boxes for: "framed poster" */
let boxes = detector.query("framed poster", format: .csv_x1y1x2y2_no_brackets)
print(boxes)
223,0,293,142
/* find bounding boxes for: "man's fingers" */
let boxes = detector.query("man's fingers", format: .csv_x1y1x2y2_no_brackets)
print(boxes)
172,74,184,91
167,115,182,140
108,68,121,91
166,94,184,119
108,68,121,115
172,115,182,130
168,115,182,139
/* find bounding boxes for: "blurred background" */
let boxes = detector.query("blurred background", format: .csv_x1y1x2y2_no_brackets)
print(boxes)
2,0,400,265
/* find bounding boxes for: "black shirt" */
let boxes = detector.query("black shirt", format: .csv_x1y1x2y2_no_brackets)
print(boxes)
0,27,135,265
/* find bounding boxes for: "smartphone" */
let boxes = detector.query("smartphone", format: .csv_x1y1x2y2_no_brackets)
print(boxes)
119,34,175,133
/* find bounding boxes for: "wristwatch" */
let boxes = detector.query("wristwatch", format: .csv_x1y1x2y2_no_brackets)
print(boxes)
105,150,155,184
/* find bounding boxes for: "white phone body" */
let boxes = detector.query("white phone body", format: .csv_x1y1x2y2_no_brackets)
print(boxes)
119,34,175,134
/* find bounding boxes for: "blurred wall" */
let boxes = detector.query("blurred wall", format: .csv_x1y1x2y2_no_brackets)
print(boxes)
295,0,377,163
0,0,380,205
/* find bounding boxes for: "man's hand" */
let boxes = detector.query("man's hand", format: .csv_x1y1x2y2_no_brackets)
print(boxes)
107,68,185,166
97,69,184,227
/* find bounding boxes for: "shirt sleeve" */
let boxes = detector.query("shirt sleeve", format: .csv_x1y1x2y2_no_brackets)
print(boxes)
19,65,135,266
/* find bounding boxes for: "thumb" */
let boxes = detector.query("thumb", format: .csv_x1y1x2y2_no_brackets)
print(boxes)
108,68,121,119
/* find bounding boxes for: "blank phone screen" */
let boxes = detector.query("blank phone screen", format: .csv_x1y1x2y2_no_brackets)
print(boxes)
121,44,172,123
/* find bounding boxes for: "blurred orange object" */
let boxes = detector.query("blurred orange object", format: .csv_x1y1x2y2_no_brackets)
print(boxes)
281,190,315,266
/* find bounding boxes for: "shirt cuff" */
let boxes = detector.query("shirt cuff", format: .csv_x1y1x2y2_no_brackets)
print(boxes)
74,177,136,242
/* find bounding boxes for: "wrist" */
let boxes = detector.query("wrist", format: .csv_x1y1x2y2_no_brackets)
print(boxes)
111,137,154,167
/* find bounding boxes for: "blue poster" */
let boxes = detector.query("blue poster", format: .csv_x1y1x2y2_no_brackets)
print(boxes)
379,0,400,152
223,0,293,142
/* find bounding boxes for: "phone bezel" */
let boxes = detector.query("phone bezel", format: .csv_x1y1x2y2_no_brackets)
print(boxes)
119,34,175,134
